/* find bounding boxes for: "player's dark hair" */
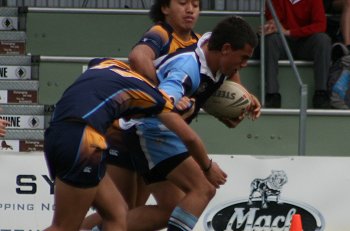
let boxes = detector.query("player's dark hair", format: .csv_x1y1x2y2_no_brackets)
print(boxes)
149,0,171,23
149,0,202,23
208,16,258,51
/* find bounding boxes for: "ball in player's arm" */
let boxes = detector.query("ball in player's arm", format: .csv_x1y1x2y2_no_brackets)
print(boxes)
130,16,257,231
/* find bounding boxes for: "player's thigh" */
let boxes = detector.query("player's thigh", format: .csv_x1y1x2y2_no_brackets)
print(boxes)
135,175,150,207
148,181,185,209
52,178,97,230
106,164,137,208
93,174,128,220
166,157,211,193
105,126,138,207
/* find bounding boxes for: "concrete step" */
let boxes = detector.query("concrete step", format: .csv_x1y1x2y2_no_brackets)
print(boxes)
0,104,49,129
1,129,44,152
0,31,26,55
0,7,19,31
192,109,350,156
4,1,262,11
0,55,38,80
0,80,39,104
35,55,317,109
24,8,259,57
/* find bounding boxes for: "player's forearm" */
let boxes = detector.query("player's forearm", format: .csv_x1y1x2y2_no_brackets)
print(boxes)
128,45,158,85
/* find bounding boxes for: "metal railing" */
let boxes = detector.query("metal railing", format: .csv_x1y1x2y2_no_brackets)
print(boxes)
3,0,263,11
26,3,309,155
264,0,307,155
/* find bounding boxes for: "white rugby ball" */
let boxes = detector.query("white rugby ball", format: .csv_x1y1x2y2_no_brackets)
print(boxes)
202,81,251,118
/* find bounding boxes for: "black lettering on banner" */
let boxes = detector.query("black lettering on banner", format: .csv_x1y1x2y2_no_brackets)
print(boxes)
0,116,20,127
42,175,55,195
0,67,8,77
16,175,37,194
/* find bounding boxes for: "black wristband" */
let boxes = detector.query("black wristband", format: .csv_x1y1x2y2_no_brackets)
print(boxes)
202,159,212,173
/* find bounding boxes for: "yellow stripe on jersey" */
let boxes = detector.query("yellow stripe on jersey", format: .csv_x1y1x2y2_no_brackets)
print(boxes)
159,89,174,113
149,25,170,46
110,67,155,87
115,89,173,114
90,59,157,87
169,32,200,53
116,89,157,105
90,59,174,114
82,125,108,151
148,24,201,54
89,59,130,70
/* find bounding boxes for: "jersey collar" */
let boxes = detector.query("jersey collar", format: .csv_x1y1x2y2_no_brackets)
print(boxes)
195,32,224,82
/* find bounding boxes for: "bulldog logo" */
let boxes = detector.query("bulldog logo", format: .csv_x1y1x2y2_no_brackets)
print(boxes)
248,170,288,208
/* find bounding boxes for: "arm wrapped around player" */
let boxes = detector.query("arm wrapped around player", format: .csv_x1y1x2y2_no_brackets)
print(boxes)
173,97,196,120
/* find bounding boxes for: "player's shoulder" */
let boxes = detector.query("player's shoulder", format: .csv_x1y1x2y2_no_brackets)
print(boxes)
148,22,172,40
160,50,199,70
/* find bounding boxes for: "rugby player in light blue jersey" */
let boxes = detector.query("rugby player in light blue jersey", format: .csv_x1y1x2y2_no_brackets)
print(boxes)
131,16,258,231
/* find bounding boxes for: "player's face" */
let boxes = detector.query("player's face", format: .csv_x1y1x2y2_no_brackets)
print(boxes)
219,43,254,77
162,0,200,35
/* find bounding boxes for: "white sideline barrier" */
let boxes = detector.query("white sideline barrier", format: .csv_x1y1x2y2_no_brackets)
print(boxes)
0,152,349,230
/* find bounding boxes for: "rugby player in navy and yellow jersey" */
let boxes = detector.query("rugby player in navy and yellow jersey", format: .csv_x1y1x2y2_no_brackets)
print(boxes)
80,1,203,230
43,58,226,231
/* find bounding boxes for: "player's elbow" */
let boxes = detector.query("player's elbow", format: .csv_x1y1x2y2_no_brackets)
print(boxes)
128,51,141,68
182,133,202,149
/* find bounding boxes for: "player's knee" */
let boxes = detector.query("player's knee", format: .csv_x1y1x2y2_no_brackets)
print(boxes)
99,201,127,224
196,179,216,201
205,182,217,200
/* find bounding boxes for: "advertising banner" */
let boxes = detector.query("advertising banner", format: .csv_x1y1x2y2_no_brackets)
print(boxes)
0,152,349,230
0,152,53,230
0,115,44,129
194,155,350,231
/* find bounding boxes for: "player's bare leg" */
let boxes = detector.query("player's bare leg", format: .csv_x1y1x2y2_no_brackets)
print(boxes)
92,174,128,231
166,157,216,230
127,181,185,231
44,178,97,231
74,175,128,231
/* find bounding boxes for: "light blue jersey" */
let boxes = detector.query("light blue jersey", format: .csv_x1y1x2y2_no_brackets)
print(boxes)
156,52,201,103
136,33,227,169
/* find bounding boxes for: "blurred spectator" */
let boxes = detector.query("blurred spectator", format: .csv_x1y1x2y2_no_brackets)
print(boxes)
336,0,350,47
324,0,350,62
262,0,332,109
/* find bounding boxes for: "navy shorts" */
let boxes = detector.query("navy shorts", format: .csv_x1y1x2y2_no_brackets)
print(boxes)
141,152,189,184
105,125,153,178
44,121,107,188
105,126,142,171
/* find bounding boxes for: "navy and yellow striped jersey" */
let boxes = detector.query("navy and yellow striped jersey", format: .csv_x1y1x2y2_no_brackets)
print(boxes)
136,22,200,58
51,58,174,134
